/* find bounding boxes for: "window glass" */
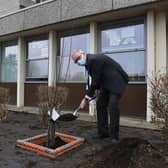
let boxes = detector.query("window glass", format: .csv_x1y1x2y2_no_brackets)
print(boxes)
27,40,48,59
101,24,144,52
0,44,17,82
58,33,90,82
26,39,48,80
101,23,145,81
106,51,145,76
26,59,48,78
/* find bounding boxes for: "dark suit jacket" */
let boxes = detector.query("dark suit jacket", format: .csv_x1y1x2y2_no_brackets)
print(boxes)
85,54,129,97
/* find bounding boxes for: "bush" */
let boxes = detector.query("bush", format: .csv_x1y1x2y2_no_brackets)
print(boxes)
0,87,10,121
150,71,168,131
37,85,69,126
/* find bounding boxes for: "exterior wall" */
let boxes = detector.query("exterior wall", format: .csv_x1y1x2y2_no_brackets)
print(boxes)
61,84,147,117
146,10,167,121
0,0,36,17
24,83,146,117
57,83,86,110
0,83,17,105
0,0,20,16
155,11,167,73
0,0,160,37
167,22,168,71
17,36,25,107
113,0,157,9
48,30,57,87
146,10,155,121
24,83,86,110
24,83,47,106
120,84,146,118
20,0,36,8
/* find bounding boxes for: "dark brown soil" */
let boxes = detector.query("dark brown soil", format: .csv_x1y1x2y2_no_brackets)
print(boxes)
0,111,168,168
42,136,67,149
78,138,168,168
58,113,77,121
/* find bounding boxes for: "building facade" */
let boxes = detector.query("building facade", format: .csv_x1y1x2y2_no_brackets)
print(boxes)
0,0,167,121
0,0,21,16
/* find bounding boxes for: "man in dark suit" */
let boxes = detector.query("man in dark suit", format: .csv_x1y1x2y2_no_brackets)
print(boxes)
72,50,128,143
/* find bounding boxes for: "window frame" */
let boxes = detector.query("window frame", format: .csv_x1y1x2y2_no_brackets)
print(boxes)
98,17,147,84
25,35,49,82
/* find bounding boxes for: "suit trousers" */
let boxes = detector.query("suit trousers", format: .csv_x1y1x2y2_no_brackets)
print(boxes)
96,89,121,139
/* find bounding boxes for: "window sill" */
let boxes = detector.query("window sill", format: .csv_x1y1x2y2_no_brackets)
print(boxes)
25,81,48,84
57,81,86,84
128,81,146,84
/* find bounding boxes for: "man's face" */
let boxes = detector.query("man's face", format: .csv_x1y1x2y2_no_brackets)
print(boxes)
72,51,86,66
72,52,82,63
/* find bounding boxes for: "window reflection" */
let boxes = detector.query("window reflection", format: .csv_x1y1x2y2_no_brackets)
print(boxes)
26,59,48,78
0,43,17,82
28,40,48,59
101,23,145,81
26,39,48,80
101,24,144,52
58,33,90,82
107,51,145,76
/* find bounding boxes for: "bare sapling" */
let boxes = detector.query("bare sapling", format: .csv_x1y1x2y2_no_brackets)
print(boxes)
37,85,69,148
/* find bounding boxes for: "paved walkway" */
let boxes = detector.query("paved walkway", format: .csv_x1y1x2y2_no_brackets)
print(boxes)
7,105,160,130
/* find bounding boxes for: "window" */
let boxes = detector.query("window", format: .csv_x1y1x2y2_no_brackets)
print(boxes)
0,42,17,82
26,38,48,81
100,20,145,82
58,30,90,82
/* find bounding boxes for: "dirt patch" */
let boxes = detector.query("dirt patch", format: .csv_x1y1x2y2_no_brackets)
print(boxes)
42,136,67,149
78,138,168,168
58,113,78,121
0,112,168,168
24,160,37,168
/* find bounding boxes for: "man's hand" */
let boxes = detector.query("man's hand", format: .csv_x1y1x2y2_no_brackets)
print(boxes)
79,98,88,109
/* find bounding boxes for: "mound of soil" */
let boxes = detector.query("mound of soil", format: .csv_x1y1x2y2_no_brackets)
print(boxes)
78,138,168,168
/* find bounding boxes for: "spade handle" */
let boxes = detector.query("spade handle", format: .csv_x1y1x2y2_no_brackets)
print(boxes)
73,106,80,116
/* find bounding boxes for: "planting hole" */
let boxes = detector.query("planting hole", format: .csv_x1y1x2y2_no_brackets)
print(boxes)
43,136,67,149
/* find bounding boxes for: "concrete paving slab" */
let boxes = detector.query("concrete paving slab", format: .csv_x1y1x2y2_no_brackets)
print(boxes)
7,105,160,130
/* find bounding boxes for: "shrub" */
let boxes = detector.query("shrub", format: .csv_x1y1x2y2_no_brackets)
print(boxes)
150,71,168,131
0,87,10,121
37,86,69,126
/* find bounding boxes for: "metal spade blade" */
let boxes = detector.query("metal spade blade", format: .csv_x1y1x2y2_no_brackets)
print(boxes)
58,107,80,121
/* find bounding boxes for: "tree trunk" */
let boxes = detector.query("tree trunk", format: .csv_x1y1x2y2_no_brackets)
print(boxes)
47,118,56,148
